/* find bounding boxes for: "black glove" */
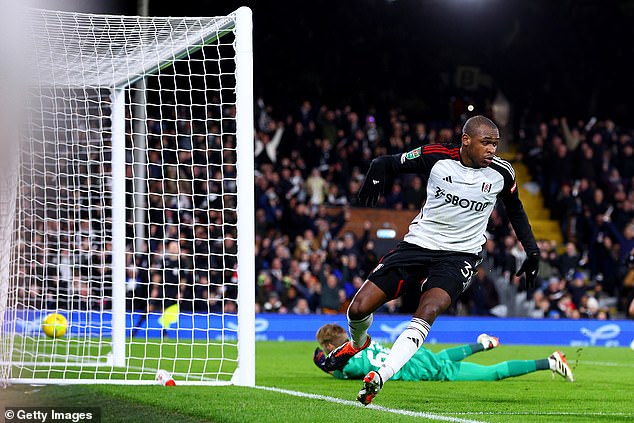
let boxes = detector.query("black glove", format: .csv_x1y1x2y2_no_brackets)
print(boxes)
313,347,330,373
516,252,540,288
358,158,386,207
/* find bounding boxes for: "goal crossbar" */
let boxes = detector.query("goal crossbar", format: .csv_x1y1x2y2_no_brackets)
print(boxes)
31,9,237,88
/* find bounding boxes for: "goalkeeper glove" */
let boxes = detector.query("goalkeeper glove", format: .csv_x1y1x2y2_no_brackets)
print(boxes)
358,158,386,207
516,252,540,288
313,347,330,373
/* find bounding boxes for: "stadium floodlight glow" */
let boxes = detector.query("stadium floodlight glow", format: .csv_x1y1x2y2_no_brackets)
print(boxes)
0,7,254,386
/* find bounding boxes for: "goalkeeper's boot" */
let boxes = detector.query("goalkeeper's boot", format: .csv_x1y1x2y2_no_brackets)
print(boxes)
357,370,383,406
323,336,371,371
477,333,500,350
549,351,574,382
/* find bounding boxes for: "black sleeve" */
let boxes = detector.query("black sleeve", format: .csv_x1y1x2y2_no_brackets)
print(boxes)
374,145,457,176
498,172,539,255
359,145,458,208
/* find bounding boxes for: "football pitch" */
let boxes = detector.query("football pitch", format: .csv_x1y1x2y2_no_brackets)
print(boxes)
1,341,633,422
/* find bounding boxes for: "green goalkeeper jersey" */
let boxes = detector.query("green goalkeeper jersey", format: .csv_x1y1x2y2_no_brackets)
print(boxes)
332,340,457,381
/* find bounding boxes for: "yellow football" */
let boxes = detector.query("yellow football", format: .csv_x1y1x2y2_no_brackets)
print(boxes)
41,313,68,338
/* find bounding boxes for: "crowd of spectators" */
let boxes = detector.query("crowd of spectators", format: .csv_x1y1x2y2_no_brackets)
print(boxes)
118,98,634,321
16,94,634,322
518,117,634,318
249,100,634,320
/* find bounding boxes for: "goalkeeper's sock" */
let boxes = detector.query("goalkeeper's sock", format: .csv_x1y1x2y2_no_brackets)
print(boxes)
348,313,373,349
536,359,550,371
505,360,539,377
378,318,430,382
470,343,485,354
438,344,476,361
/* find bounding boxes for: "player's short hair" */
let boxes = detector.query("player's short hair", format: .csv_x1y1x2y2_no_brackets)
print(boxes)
462,115,498,137
316,323,349,348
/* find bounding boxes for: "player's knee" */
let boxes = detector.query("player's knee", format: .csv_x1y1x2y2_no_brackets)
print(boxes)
347,302,367,321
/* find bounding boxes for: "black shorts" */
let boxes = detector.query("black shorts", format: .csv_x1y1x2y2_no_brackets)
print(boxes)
368,241,481,303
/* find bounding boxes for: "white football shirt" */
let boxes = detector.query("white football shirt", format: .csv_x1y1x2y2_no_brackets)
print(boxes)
380,144,535,255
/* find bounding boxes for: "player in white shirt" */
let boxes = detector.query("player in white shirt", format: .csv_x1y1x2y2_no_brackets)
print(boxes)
323,115,540,405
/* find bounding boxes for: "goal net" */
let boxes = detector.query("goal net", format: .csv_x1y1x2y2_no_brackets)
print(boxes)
0,6,254,386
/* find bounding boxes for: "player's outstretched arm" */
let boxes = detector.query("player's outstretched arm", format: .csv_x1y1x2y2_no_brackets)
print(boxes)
498,168,540,288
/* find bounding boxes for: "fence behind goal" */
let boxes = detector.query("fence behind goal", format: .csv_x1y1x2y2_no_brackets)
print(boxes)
0,6,254,386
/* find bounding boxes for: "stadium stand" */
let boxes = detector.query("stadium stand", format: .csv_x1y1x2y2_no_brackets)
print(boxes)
22,96,631,321
250,100,634,319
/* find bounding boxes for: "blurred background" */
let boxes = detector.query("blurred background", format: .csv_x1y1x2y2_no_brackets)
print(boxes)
49,0,634,125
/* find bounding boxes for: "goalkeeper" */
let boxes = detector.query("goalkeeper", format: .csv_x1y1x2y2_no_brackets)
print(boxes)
314,324,574,383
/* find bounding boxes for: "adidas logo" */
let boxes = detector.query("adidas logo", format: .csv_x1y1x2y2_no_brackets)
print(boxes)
407,337,420,347
372,179,380,185
443,176,453,183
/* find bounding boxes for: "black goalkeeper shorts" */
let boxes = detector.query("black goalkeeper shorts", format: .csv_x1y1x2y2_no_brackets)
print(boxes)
367,241,481,303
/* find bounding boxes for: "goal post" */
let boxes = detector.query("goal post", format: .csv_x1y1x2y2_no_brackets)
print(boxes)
233,6,255,387
1,6,254,386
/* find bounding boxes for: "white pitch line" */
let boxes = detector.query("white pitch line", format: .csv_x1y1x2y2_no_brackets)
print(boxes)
255,385,487,423
579,360,634,368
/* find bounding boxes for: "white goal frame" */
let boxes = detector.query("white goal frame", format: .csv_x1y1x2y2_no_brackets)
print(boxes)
1,6,254,386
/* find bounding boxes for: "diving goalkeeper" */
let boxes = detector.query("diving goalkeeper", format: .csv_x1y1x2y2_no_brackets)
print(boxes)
313,324,574,384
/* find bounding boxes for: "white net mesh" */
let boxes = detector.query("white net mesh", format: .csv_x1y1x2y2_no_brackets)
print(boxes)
1,7,253,385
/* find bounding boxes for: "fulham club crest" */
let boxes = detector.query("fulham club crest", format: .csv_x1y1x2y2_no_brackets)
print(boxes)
481,182,492,193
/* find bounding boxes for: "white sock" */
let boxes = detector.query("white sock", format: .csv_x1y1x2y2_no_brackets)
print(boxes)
378,318,430,382
348,313,373,348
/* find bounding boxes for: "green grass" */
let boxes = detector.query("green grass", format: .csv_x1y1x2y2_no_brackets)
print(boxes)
2,341,634,422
